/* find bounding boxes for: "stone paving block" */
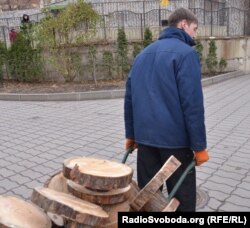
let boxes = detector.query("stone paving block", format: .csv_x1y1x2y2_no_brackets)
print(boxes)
24,180,43,189
208,190,229,201
220,164,248,175
215,170,245,181
46,149,67,157
20,169,43,179
225,160,250,169
211,175,241,187
202,180,235,194
1,75,250,211
0,159,12,168
30,165,54,175
9,174,31,185
219,202,250,212
0,187,6,194
28,156,47,164
11,185,33,200
226,195,250,208
197,206,214,212
0,168,15,177
43,161,61,171
5,155,23,163
37,175,51,184
37,152,57,160
17,160,36,169
0,179,19,190
232,187,250,198
207,197,223,210
7,164,26,173
237,182,250,191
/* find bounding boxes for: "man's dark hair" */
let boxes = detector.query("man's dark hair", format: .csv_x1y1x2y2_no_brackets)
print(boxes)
168,7,198,27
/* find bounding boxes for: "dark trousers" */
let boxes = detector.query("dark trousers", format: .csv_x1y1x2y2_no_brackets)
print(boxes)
137,144,196,212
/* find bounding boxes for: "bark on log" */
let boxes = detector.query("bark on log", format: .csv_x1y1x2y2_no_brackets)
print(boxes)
31,187,109,226
63,157,133,191
44,171,69,227
64,197,130,228
131,155,181,211
67,180,131,205
0,195,51,228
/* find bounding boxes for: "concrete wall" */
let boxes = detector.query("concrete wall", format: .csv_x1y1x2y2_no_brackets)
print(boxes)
0,0,41,11
200,37,250,73
43,36,250,82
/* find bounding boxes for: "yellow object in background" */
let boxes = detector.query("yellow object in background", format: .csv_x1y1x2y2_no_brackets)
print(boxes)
160,0,169,7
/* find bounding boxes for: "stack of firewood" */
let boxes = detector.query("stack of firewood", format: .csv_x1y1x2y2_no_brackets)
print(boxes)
0,155,181,228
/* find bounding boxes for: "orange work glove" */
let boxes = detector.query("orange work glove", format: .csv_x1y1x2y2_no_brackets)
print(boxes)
194,150,209,166
125,138,138,150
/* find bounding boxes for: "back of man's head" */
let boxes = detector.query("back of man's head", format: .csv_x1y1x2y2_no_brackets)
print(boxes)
168,8,198,27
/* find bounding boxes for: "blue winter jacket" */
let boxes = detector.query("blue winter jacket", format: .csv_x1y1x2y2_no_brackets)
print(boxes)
124,27,207,151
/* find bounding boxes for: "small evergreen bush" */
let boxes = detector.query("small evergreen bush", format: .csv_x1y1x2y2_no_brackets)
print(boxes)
205,39,218,74
143,27,153,48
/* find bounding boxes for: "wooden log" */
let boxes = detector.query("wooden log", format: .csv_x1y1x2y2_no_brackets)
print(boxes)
44,171,69,227
162,198,180,212
128,180,179,212
131,155,181,211
67,180,131,205
31,187,109,226
0,195,51,228
101,200,130,227
63,157,133,191
44,171,69,194
65,200,130,228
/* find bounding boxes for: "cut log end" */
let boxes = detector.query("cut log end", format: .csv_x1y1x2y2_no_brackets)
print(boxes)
31,187,109,226
0,195,51,228
63,157,133,191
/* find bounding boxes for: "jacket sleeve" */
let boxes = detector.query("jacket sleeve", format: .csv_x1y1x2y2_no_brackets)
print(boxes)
124,75,134,139
176,51,207,151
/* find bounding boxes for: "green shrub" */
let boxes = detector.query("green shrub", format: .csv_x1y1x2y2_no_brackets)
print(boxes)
7,32,42,82
88,45,97,84
0,41,7,81
132,43,142,58
143,27,153,48
103,50,114,79
205,39,218,74
219,58,227,72
117,28,129,79
35,0,99,82
195,40,203,62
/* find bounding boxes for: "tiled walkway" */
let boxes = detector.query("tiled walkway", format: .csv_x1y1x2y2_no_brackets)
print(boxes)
0,75,250,211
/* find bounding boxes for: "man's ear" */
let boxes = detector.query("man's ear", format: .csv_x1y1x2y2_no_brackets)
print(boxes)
177,19,187,30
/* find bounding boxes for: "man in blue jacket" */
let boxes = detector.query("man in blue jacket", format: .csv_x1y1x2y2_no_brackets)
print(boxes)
124,7,209,211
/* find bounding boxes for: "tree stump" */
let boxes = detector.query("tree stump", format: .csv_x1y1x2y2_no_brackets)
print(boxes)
0,195,51,228
31,187,109,226
63,157,133,191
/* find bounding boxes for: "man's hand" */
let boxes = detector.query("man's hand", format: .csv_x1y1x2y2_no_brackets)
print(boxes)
125,138,138,150
194,150,209,166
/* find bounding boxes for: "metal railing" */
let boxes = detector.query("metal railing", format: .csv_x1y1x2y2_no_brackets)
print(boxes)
0,0,249,47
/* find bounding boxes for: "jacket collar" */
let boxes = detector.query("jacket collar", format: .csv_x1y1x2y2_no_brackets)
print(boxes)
159,27,196,47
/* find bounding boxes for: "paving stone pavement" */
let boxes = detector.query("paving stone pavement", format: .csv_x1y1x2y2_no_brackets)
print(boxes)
0,74,250,212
